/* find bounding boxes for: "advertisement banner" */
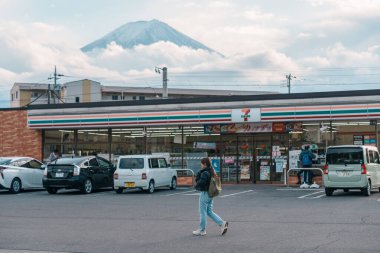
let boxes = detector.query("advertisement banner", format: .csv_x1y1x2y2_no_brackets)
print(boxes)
204,123,272,134
272,122,286,132
289,150,302,169
193,142,216,150
260,166,270,180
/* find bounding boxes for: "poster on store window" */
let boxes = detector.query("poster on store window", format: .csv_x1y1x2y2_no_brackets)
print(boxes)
275,162,284,173
289,150,302,169
260,166,270,180
240,163,250,180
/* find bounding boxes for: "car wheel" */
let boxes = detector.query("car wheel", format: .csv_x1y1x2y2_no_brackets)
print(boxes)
147,180,155,194
115,188,124,194
362,180,371,196
343,189,349,193
81,178,93,194
9,178,22,194
170,177,177,190
46,188,58,194
325,187,334,196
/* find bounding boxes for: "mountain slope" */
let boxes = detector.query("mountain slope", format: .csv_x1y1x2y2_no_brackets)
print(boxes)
81,19,216,53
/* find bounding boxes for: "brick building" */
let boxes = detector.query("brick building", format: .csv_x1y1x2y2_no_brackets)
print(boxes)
0,108,42,160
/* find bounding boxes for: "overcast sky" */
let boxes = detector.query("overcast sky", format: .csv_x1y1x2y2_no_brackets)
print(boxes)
0,0,380,107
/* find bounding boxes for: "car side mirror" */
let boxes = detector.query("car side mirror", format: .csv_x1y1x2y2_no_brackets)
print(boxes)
40,164,46,170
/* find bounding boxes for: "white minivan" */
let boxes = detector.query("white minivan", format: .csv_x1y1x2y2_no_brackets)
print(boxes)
323,145,380,196
113,155,177,194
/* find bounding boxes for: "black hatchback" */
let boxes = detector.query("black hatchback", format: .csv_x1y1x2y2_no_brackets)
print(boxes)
43,156,115,194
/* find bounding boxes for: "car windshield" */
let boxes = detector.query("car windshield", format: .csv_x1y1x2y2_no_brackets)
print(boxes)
326,147,364,164
0,159,12,165
50,157,87,165
119,158,144,169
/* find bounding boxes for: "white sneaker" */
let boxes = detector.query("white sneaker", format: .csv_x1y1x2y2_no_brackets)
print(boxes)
220,221,228,235
310,183,320,189
192,229,206,236
300,183,310,189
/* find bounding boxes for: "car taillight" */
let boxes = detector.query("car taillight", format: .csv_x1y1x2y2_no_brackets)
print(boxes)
73,165,81,176
361,164,367,174
323,164,329,174
142,173,147,180
114,173,119,180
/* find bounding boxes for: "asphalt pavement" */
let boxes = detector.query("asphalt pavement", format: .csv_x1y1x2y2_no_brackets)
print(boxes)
1,185,380,253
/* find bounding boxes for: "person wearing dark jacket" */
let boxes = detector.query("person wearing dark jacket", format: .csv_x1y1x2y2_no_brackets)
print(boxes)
193,157,228,236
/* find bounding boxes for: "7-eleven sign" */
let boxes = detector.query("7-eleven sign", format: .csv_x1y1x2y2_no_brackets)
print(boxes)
232,108,260,123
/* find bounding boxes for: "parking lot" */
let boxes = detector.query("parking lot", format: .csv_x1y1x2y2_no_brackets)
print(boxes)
1,185,380,253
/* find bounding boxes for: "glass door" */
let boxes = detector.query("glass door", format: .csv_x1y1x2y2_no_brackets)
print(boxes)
254,134,272,182
237,135,254,183
221,135,238,183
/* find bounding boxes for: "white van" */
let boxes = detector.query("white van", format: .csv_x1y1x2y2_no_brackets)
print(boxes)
323,145,380,196
113,155,177,194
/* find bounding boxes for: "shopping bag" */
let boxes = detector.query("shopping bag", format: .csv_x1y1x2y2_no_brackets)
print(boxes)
208,175,222,197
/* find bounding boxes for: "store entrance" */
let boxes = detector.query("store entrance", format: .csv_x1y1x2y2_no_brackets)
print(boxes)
221,135,253,183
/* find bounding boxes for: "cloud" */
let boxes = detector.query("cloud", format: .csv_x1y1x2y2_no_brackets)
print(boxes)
243,8,277,21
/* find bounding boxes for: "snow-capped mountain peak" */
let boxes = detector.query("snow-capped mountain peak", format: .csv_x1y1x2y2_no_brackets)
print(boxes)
81,19,216,53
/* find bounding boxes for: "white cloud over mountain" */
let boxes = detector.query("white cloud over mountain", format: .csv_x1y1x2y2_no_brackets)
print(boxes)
0,0,380,107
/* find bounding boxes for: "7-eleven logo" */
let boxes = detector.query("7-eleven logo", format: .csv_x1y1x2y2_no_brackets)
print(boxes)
241,109,251,122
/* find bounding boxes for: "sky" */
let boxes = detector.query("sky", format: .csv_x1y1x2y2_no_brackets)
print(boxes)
0,0,380,107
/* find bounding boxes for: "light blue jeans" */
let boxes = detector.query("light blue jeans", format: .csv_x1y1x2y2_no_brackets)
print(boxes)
199,191,224,231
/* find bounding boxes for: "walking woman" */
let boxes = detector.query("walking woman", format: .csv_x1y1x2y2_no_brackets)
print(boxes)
193,157,228,236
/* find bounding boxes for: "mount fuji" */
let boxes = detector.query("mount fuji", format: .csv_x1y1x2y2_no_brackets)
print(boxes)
81,19,217,54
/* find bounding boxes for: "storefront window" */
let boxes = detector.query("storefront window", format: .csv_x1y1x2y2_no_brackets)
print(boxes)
77,129,109,158
111,128,145,155
43,130,75,161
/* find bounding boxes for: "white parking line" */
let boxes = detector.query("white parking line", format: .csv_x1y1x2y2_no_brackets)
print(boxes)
311,194,326,199
163,190,196,196
298,191,324,199
219,190,254,198
277,188,323,191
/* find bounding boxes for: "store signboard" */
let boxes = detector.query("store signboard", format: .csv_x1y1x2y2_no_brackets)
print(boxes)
231,108,260,123
354,135,377,146
353,135,364,145
204,123,272,134
364,135,377,146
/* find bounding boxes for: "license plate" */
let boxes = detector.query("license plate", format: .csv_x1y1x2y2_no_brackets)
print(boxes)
55,172,64,178
125,182,135,188
340,171,351,177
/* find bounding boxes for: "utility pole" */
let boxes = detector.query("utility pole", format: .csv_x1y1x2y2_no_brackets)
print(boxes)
286,74,296,94
155,66,168,98
48,66,64,104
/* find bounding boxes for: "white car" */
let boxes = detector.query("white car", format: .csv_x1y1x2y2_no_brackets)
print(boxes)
113,155,177,194
0,157,45,193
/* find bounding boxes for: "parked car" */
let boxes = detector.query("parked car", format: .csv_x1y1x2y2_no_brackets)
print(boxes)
323,145,380,196
113,155,177,194
0,157,45,193
42,156,115,194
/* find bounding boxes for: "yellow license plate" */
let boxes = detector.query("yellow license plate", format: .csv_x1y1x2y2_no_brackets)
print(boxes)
125,182,135,188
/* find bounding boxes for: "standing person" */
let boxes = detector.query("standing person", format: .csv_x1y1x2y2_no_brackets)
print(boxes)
299,146,316,187
193,157,228,236
47,149,59,163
